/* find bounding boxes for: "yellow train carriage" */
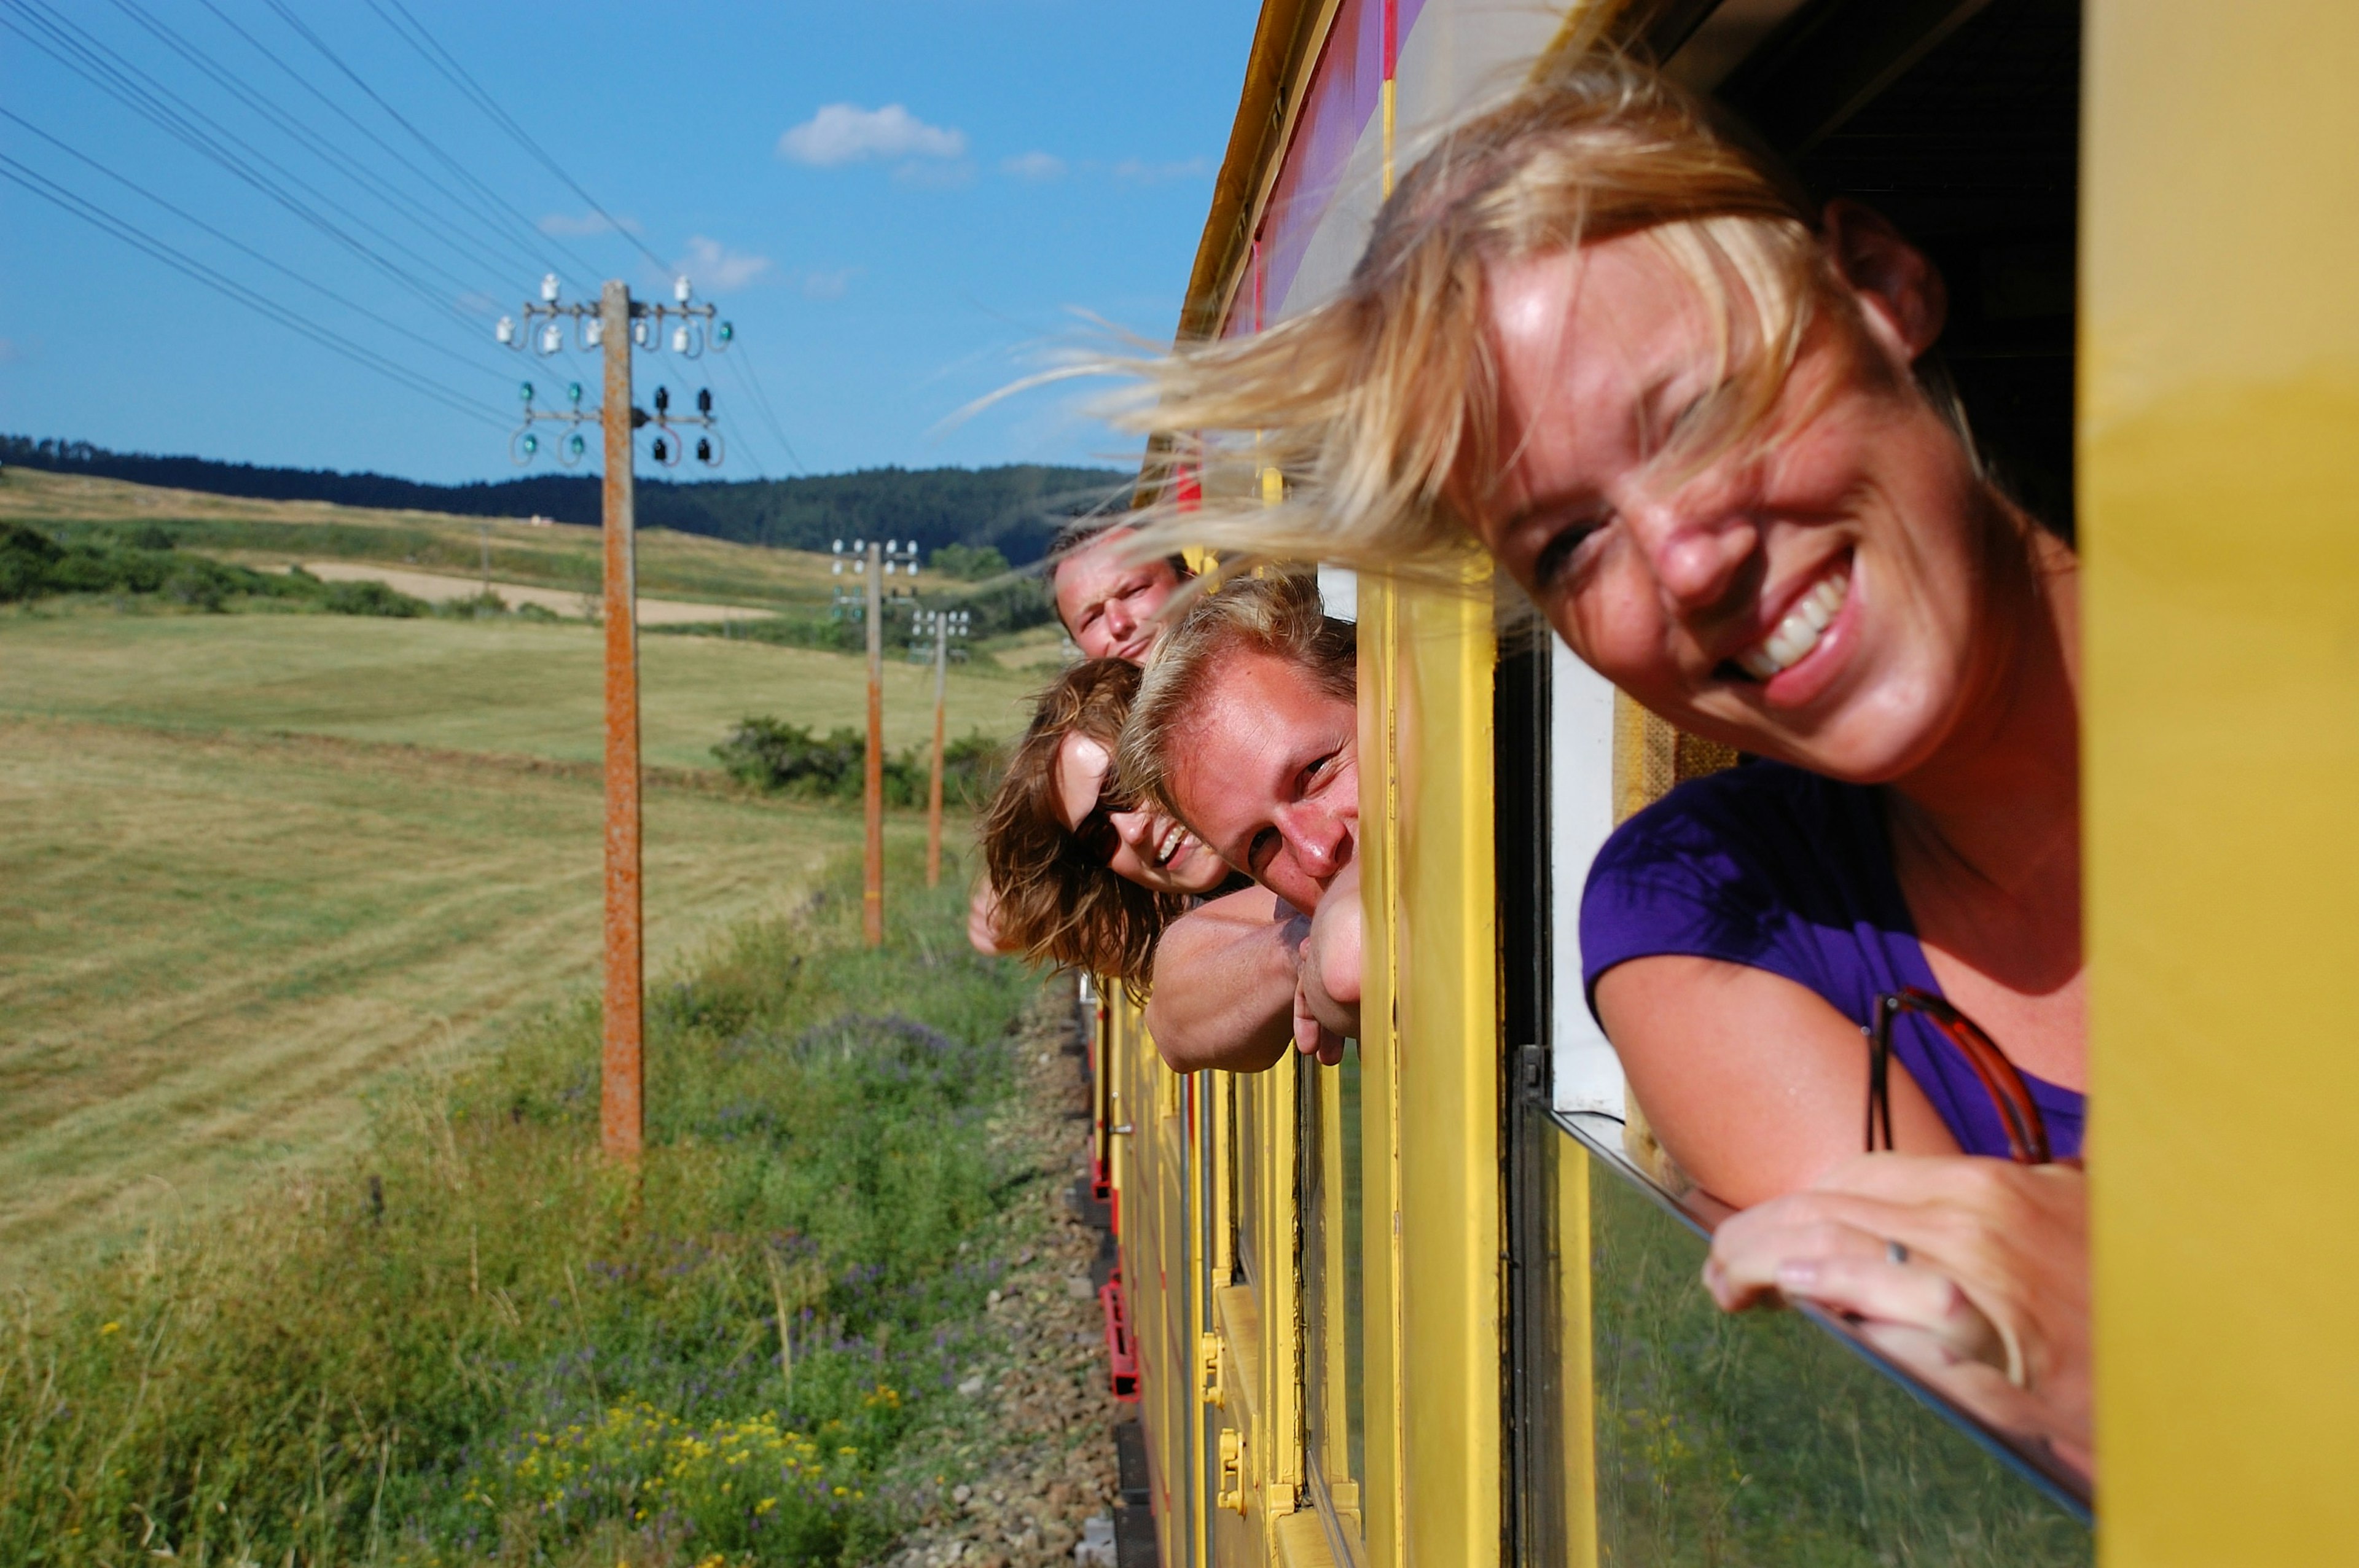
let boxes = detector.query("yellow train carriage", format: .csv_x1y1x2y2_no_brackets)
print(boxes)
1090,2,2359,1565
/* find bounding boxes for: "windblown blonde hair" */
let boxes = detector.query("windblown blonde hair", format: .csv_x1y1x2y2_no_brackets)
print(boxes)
1121,572,1356,822
1100,50,1830,575
979,659,1182,995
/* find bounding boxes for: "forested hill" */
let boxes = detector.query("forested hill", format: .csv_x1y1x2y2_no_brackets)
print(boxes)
0,435,1130,566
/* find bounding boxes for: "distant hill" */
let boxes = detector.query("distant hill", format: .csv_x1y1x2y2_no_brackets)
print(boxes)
0,435,1130,566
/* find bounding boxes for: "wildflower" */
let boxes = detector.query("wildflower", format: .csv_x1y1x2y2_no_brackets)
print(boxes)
756,1497,778,1515
98,1322,121,1336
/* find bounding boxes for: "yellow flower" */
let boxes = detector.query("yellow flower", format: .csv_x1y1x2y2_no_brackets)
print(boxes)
756,1497,778,1515
98,1322,121,1336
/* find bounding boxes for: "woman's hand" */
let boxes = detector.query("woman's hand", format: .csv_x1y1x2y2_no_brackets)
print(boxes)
1702,1153,2091,1477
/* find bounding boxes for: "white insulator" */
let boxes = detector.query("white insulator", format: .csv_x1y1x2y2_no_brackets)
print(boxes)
671,324,689,353
495,315,515,345
584,319,603,348
540,273,560,303
674,275,692,303
885,561,896,575
539,323,561,353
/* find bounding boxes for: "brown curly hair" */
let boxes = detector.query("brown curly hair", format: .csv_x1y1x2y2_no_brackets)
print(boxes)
979,658,1184,994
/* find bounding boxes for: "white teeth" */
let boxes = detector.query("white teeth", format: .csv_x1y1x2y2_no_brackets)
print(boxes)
1735,568,1848,681
1156,822,1189,866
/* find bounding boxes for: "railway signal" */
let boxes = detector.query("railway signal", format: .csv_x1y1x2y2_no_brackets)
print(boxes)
500,273,729,1162
911,608,971,886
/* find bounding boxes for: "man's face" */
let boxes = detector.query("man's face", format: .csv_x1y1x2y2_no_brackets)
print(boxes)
1054,529,1183,663
1165,650,1358,912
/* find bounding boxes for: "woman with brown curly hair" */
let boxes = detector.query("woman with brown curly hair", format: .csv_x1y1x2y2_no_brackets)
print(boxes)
977,659,1234,993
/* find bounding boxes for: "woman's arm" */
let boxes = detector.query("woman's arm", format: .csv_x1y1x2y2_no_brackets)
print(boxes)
1142,886,1299,1073
1701,1153,2091,1476
1595,955,1961,1207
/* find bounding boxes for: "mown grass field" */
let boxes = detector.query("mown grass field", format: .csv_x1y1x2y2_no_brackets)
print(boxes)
0,608,1036,770
0,716,904,1273
0,468,837,613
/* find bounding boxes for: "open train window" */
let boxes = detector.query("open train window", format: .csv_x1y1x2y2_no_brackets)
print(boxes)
1507,0,2092,1559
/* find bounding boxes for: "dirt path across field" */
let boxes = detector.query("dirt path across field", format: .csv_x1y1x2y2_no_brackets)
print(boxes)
293,560,767,626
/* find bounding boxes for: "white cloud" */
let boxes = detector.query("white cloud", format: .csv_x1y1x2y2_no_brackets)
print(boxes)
892,158,974,190
799,267,858,300
539,210,642,237
1111,156,1212,185
1000,150,1066,181
778,104,966,166
675,236,774,292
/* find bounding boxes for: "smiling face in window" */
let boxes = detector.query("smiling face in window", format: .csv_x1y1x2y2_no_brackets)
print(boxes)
1162,650,1358,912
1473,223,2006,787
1052,731,1230,898
1054,528,1185,663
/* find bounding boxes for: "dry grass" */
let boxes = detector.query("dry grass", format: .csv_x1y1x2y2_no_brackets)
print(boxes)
0,716,914,1274
0,466,840,612
0,607,1036,770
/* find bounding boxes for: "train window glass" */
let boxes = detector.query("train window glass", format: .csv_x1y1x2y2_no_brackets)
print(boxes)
1579,1142,2092,1561
1547,632,1624,1118
1235,1067,1260,1287
1299,1041,1367,1563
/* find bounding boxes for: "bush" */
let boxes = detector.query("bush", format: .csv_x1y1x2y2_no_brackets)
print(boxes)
928,544,1007,581
0,520,431,618
324,577,428,617
714,719,1003,809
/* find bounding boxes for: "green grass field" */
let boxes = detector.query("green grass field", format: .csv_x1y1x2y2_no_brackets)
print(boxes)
0,467,840,613
0,607,1036,770
0,716,920,1273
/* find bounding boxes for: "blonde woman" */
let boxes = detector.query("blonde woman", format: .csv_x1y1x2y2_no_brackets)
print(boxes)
1106,53,2089,1470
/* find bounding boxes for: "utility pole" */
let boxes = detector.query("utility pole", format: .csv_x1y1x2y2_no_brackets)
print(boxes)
503,273,729,1162
864,537,885,946
595,279,643,1161
916,608,970,887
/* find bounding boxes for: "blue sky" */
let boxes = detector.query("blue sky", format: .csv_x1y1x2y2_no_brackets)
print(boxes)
0,1,1261,483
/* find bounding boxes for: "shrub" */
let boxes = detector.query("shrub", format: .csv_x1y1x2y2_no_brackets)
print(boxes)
323,577,428,617
714,720,1003,809
927,544,1007,581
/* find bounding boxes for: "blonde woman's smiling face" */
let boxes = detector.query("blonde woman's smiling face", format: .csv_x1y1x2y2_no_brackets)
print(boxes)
1054,732,1229,897
1473,225,1997,785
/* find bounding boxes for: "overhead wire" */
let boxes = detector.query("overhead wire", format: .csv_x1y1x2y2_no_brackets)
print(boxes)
0,152,507,428
0,0,490,329
182,0,599,284
0,104,509,383
362,0,675,276
252,0,605,292
101,0,564,289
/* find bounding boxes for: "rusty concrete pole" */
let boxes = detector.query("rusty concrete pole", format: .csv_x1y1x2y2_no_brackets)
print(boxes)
926,613,948,887
598,279,644,1161
863,539,885,945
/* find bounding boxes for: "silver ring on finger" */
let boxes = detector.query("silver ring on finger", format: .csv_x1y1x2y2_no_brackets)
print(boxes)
1885,1238,1909,1266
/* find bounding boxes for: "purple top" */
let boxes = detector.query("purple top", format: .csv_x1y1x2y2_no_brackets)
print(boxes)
1579,761,2084,1162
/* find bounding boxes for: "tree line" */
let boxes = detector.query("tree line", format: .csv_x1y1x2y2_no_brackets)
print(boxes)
1,435,1130,566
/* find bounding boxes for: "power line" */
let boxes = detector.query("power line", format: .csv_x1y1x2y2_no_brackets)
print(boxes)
252,0,602,291
0,1,490,327
103,0,570,289
184,0,598,285
362,0,673,276
0,105,509,384
0,152,507,428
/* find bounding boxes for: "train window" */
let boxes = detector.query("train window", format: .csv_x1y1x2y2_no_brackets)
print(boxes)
1506,0,2096,1558
1298,1039,1367,1562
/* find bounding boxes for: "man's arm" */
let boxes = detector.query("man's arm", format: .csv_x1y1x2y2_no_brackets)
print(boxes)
1142,886,1301,1073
